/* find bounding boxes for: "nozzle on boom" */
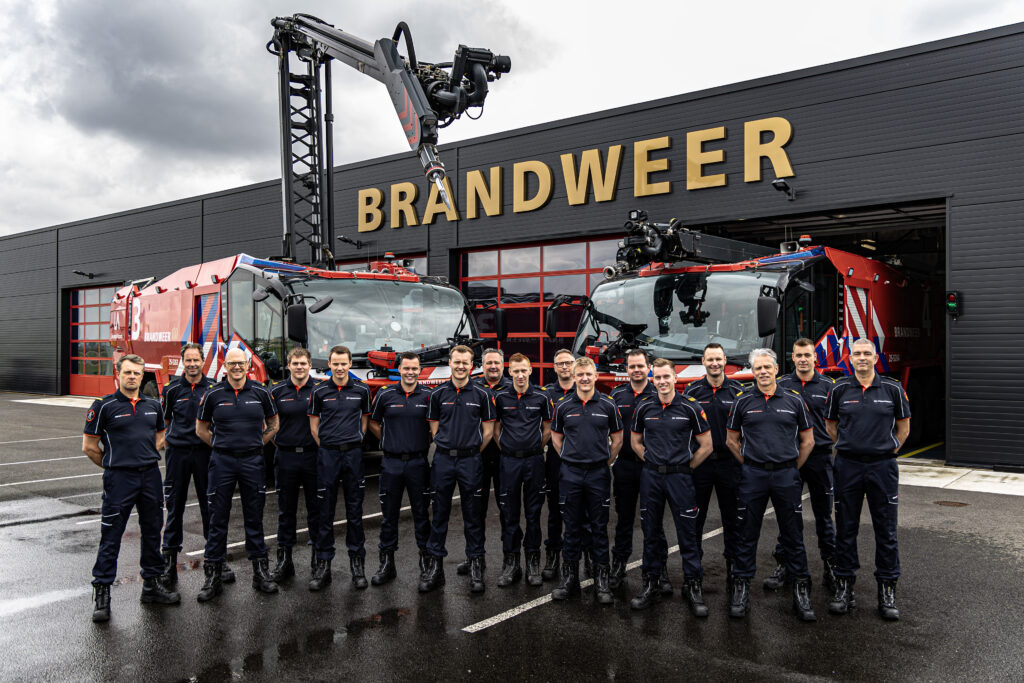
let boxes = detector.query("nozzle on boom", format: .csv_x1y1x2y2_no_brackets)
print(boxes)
418,144,452,210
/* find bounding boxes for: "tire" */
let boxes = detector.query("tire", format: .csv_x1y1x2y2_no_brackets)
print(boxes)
141,379,159,399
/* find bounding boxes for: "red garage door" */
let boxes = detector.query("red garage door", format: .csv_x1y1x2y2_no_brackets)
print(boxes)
69,285,117,397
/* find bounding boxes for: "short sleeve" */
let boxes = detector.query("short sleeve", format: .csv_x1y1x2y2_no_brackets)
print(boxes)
483,390,496,422
726,399,743,431
824,385,841,421
308,387,322,417
261,388,277,419
84,400,104,436
630,402,647,434
161,383,174,423
797,398,812,431
152,400,166,432
361,386,372,415
541,395,553,422
197,391,214,422
426,389,441,421
608,401,623,433
689,400,710,434
551,402,564,434
370,390,387,423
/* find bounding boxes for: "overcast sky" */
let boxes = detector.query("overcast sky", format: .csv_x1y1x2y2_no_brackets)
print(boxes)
0,0,1020,237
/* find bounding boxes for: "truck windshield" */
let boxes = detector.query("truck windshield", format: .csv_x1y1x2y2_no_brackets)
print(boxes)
578,270,783,362
292,278,475,362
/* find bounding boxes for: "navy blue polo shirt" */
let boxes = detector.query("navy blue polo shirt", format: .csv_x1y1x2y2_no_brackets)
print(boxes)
270,378,317,449
162,376,215,448
825,374,911,458
610,380,657,459
494,384,553,453
683,377,744,452
631,392,710,466
551,392,623,465
197,379,276,452
473,375,513,398
778,372,835,454
370,383,433,453
726,387,812,463
427,380,495,451
542,381,576,406
308,377,372,446
84,391,165,468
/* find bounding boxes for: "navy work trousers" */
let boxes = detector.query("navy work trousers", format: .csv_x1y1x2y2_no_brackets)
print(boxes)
833,455,900,581
275,448,319,549
204,451,269,563
560,463,611,565
316,447,366,561
480,441,507,548
733,464,809,579
93,467,164,585
639,468,702,579
611,456,643,560
499,454,545,554
774,450,835,561
544,445,593,553
427,451,484,558
378,455,431,552
693,454,742,561
161,444,211,553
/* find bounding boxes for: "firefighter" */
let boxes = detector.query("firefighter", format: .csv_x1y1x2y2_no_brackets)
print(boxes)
682,343,744,591
629,358,713,614
159,343,235,588
420,345,496,594
195,347,279,602
84,354,179,622
550,356,623,605
307,345,373,592
367,351,433,585
492,353,552,587
765,338,838,593
608,349,659,592
825,338,911,621
539,349,594,581
268,347,321,583
726,348,816,621
463,348,512,577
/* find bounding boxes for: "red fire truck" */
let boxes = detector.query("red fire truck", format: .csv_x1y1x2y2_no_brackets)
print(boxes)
546,211,943,444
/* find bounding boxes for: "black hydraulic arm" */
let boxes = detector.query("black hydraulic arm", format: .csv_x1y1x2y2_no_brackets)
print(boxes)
268,14,510,267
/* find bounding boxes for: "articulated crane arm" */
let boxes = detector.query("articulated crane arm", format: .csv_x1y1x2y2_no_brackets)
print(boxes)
268,14,510,267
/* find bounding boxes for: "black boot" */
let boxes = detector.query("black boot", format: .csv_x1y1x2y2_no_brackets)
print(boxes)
159,549,178,588
270,546,294,584
822,557,838,594
657,571,674,597
497,552,522,588
595,564,614,605
309,559,332,591
525,551,543,587
551,560,580,601
91,584,111,622
221,562,236,584
792,577,816,621
728,576,750,618
141,577,181,605
684,578,709,618
252,558,279,594
541,549,560,582
469,556,486,593
371,550,396,586
583,551,594,580
725,558,735,595
828,576,856,615
456,558,471,576
609,557,627,590
197,562,223,603
418,550,430,577
877,579,899,621
629,573,661,610
763,553,789,590
418,555,445,593
350,556,368,590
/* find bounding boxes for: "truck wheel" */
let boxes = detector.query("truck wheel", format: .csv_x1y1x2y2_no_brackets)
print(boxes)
141,379,159,399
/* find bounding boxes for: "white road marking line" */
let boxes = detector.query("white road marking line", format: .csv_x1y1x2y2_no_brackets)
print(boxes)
0,435,82,446
461,493,809,634
0,467,165,488
12,397,96,409
185,494,457,557
0,587,92,618
0,455,88,466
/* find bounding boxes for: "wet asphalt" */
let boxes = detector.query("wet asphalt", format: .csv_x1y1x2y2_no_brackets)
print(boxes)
1,392,1022,682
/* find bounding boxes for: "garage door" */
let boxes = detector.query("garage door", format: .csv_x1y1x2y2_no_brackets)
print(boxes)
69,285,117,397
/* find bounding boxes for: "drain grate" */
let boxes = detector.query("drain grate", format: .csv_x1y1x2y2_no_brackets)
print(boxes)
934,500,969,507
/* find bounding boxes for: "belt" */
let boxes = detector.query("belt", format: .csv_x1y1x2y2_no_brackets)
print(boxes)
384,451,428,461
707,447,733,461
277,445,315,453
322,441,362,453
838,451,895,463
436,448,479,458
216,448,263,458
617,451,642,463
563,461,608,470
643,462,692,474
502,448,544,458
744,459,797,471
107,462,159,472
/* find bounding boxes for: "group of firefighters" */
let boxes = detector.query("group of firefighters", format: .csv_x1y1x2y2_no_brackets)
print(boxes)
83,336,909,625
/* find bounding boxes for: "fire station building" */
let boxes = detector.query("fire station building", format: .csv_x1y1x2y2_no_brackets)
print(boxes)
1,23,1022,470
